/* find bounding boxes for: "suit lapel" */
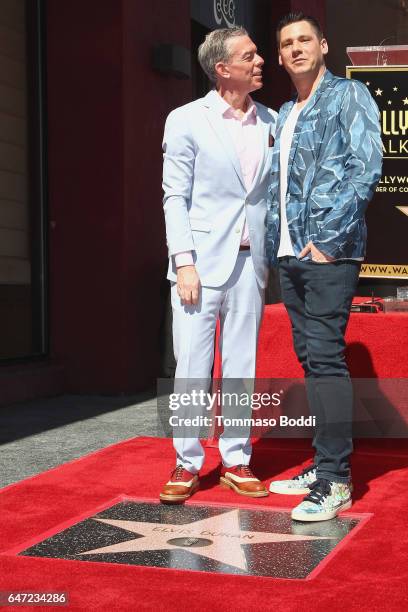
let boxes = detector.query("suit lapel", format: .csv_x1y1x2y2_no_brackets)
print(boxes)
268,101,293,196
202,91,246,190
248,104,269,192
301,69,335,120
272,103,293,164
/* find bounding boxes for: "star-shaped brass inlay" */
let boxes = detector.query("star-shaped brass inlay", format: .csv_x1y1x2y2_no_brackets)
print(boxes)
393,86,398,91
375,88,383,96
403,97,408,105
79,510,333,571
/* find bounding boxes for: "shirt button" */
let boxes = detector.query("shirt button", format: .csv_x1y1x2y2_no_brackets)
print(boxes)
235,227,241,233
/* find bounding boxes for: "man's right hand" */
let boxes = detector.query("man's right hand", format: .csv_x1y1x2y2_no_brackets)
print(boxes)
176,265,201,305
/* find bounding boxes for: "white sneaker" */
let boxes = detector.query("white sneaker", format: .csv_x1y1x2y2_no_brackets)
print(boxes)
269,464,317,495
291,479,352,522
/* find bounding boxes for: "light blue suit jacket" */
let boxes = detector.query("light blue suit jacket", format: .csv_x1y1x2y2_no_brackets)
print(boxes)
266,70,383,264
163,90,277,288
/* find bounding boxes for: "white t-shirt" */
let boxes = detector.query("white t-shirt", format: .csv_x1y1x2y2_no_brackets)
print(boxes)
277,103,303,258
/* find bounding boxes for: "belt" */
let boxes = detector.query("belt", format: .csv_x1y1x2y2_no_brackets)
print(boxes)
239,245,250,251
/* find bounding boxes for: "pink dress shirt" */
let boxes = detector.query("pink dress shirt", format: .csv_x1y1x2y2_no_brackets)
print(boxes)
174,92,262,268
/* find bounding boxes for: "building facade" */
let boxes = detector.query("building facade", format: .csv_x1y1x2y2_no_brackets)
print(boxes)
5,0,381,403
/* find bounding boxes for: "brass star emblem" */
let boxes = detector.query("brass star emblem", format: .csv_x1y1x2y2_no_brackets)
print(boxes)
375,88,383,96
79,510,333,571
403,97,408,105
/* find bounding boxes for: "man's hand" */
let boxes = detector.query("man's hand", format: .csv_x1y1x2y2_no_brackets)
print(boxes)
176,265,201,305
299,241,335,262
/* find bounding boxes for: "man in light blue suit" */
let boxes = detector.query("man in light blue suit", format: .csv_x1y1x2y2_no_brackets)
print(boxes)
267,13,382,521
161,27,277,503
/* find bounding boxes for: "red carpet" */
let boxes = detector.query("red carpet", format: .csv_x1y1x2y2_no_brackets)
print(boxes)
214,304,408,378
256,304,408,378
1,437,408,611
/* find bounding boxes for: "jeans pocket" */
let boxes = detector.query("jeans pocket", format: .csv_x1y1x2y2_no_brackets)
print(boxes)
307,262,360,318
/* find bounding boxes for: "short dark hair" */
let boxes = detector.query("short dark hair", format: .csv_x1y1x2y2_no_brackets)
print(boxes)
276,12,324,46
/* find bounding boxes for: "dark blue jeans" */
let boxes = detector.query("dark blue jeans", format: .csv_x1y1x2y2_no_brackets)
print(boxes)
279,257,361,483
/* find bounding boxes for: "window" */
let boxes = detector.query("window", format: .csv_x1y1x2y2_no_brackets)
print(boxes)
0,0,47,360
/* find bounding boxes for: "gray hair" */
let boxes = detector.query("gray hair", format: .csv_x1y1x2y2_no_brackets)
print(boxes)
198,27,248,84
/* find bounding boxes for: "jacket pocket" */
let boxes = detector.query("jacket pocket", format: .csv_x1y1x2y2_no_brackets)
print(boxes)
190,218,211,232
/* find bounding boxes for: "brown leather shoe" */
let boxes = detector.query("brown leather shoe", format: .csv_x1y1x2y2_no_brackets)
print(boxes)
159,465,199,504
220,464,268,497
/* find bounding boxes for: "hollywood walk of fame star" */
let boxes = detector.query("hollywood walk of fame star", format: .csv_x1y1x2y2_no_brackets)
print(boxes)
375,88,383,96
403,97,408,105
79,510,333,571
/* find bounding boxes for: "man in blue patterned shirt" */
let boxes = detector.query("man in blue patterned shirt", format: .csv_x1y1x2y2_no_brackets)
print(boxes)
267,12,382,521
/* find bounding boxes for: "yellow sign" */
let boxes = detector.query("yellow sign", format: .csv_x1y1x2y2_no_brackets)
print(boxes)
347,66,408,279
360,263,408,279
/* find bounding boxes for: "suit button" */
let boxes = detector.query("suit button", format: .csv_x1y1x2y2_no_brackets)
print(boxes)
235,227,241,233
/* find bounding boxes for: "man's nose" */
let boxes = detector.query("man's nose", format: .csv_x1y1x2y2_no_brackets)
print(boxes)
255,53,264,66
292,41,302,55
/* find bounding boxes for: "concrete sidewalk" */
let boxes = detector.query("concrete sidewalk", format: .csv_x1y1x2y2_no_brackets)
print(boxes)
0,393,159,488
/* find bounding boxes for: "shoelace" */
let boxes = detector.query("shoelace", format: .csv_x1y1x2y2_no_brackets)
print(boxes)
303,478,332,505
293,464,316,481
237,465,255,478
172,465,186,481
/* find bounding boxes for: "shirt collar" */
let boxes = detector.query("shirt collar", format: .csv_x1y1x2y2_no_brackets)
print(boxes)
212,90,257,120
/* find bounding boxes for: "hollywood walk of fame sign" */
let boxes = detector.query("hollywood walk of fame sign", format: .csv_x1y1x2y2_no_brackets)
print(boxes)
347,66,408,279
19,501,363,579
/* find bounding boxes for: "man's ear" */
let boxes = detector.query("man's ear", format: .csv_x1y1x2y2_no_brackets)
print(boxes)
215,61,230,80
321,38,328,56
278,52,283,66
